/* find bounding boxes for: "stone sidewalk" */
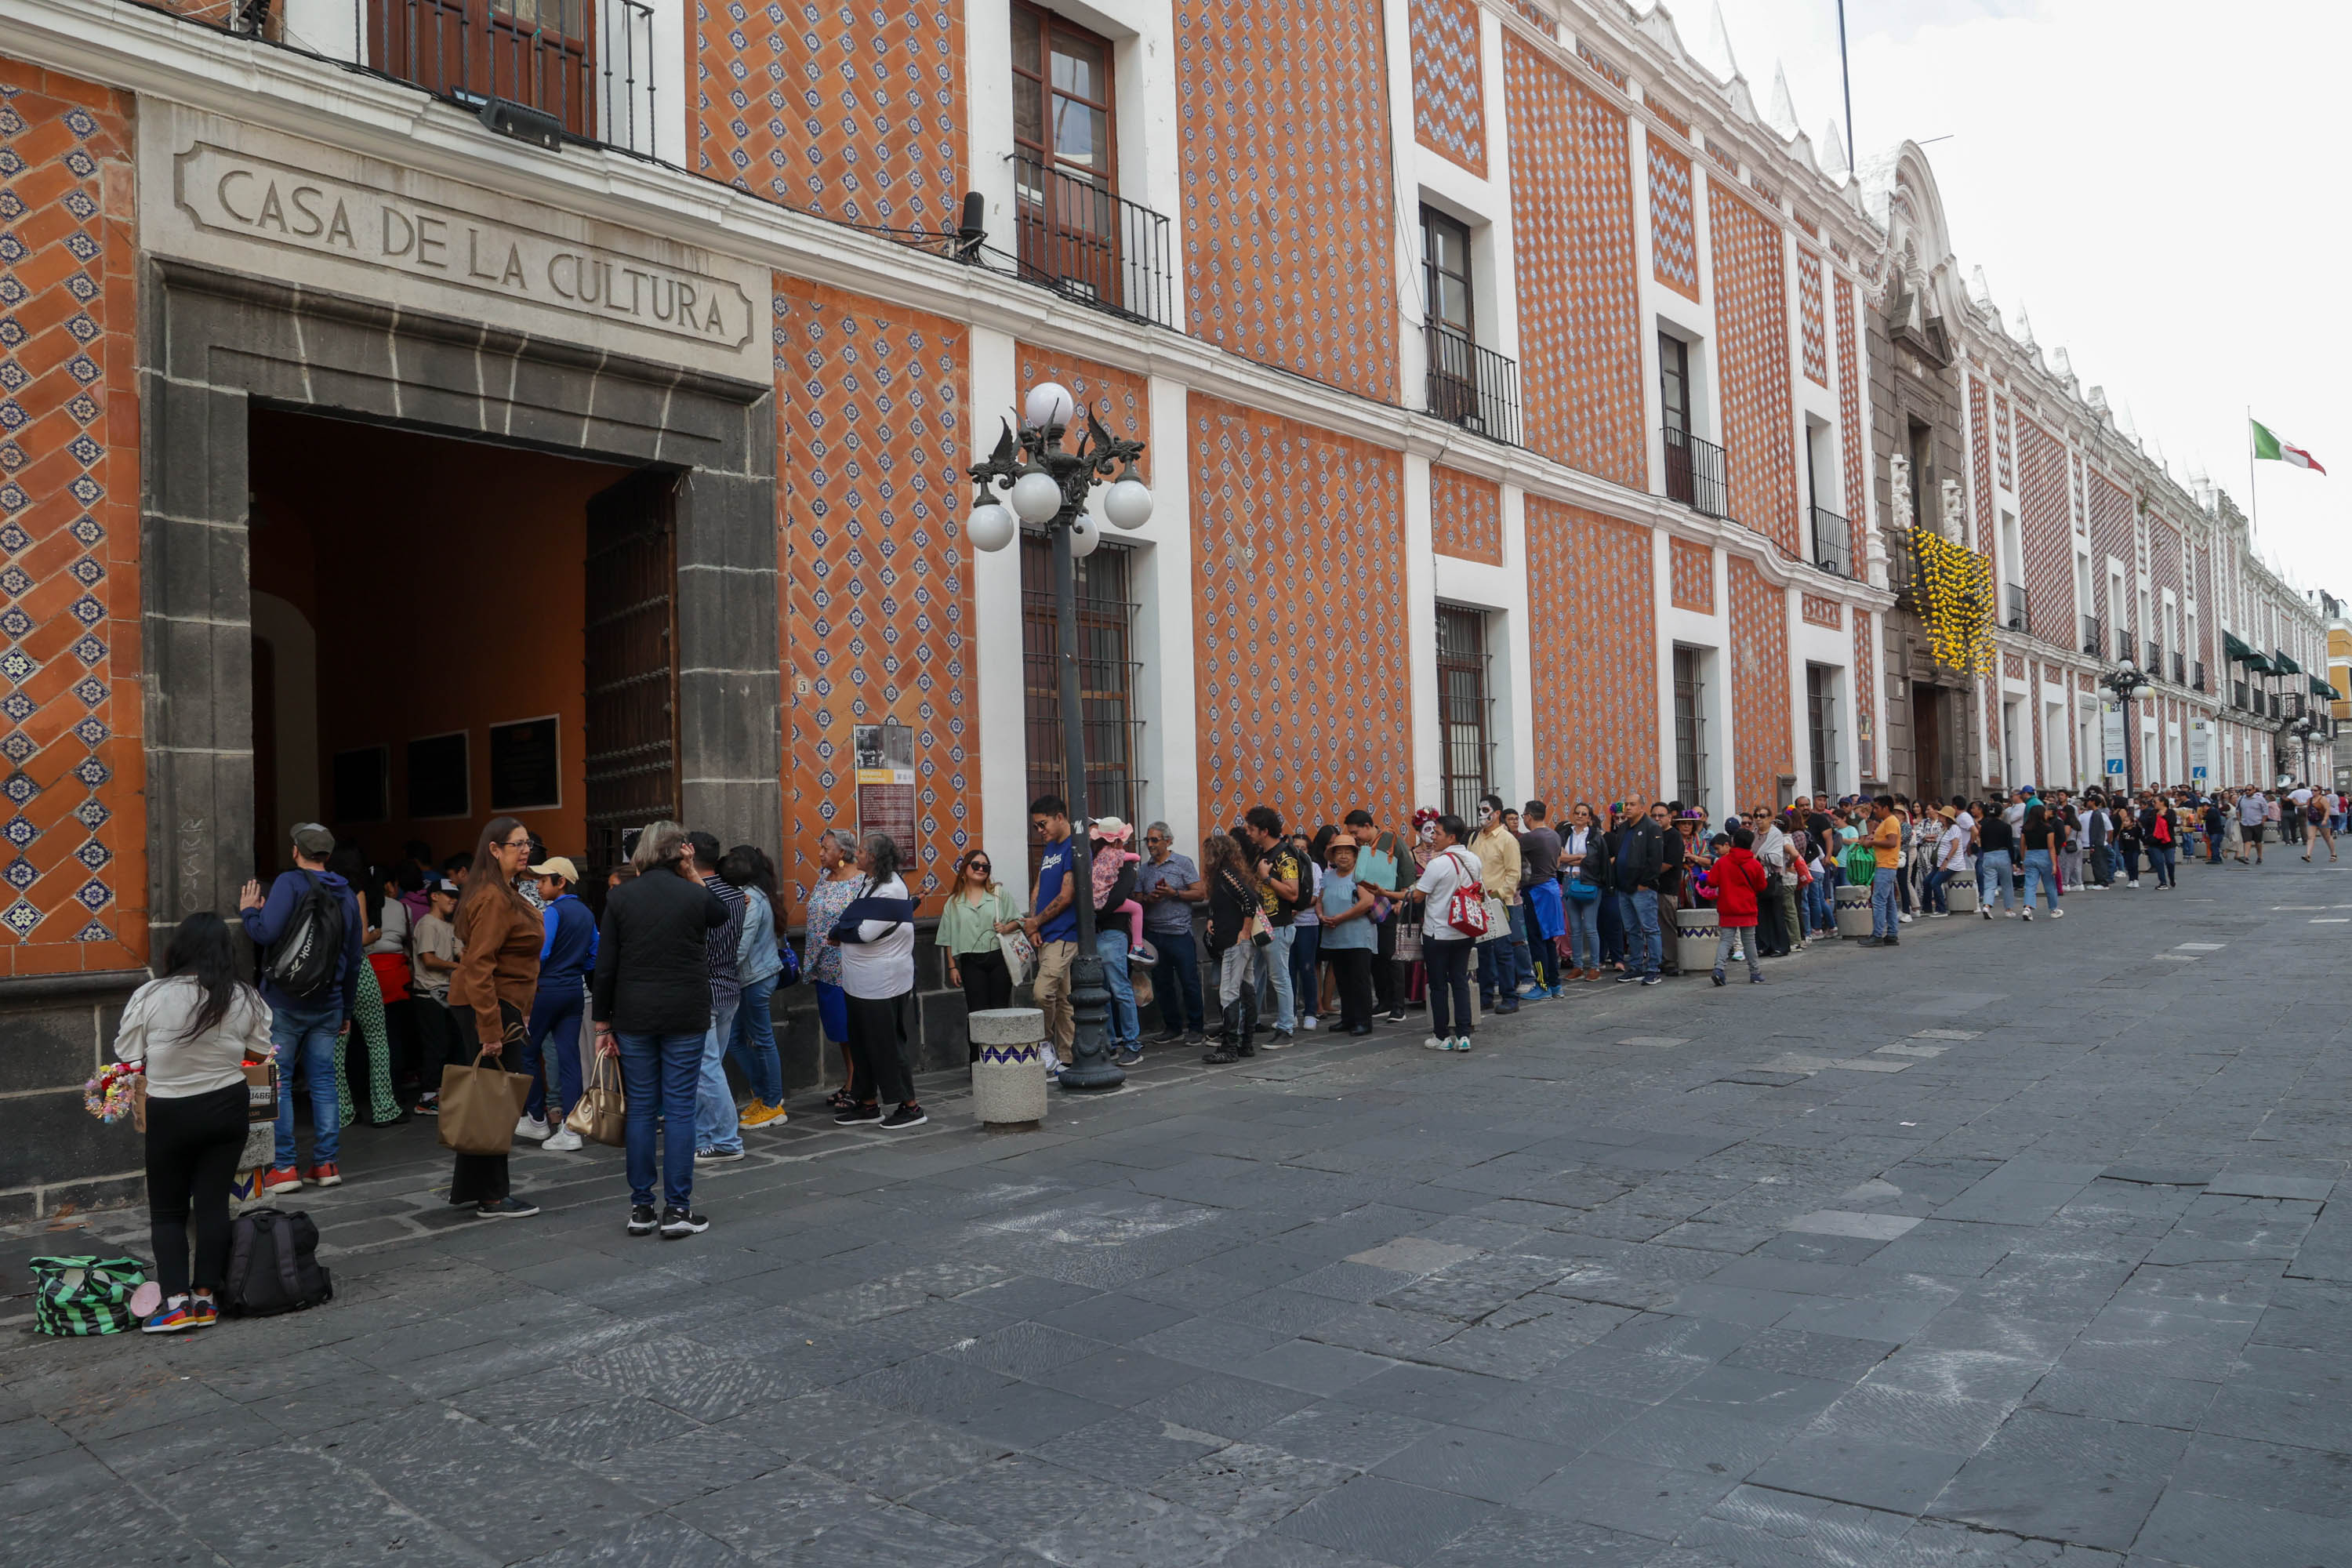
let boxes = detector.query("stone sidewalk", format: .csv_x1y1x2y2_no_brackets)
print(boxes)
3,856,2348,1567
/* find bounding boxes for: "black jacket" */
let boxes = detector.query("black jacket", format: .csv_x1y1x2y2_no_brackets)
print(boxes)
1612,820,1668,893
592,867,731,1036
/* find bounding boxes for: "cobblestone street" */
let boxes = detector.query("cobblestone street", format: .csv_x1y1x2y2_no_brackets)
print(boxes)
6,857,2350,1568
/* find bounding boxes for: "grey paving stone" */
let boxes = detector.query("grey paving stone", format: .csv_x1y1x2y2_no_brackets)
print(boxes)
2130,1489,2347,1568
2022,1369,2220,1431
1683,1486,1916,1567
1335,1363,1519,1426
1275,1474,1497,1566
1419,1504,1661,1567
1746,1430,1970,1515
1519,1450,1743,1540
1137,1370,1321,1439
905,1452,1120,1540
1150,1439,1357,1525
1722,1327,1899,1385
1370,1423,1577,1503
1932,1410,2190,1549
1025,1490,1253,1568
1591,1400,1802,1478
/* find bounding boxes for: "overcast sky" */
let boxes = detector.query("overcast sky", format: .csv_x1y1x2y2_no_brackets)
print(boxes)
1684,0,2347,604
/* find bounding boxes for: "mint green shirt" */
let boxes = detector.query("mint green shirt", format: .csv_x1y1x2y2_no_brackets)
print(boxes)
935,887,1018,954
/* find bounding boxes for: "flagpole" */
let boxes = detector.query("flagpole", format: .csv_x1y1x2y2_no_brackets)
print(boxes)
2245,405,2259,539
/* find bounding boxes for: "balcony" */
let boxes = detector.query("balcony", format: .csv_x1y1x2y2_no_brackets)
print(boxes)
1664,426,1730,520
1808,506,1851,576
2171,652,2186,686
2082,614,2103,657
1011,154,1177,329
1424,324,1523,446
360,0,660,155
2146,638,2161,671
2193,660,2206,693
2115,626,2135,663
2003,583,2029,634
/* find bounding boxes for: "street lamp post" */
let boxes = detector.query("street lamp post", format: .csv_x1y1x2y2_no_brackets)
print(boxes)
2288,715,2316,786
2100,657,2152,793
965,383,1153,1091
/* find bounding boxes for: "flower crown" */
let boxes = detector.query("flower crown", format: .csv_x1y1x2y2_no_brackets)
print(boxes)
1410,806,1442,830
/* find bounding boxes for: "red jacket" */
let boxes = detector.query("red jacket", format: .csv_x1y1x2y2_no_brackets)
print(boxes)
1710,846,1768,926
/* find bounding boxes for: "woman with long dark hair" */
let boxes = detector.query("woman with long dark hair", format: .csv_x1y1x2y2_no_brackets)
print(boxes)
1200,832,1261,1065
114,913,274,1331
720,843,789,1127
447,815,544,1218
802,829,864,1112
328,845,405,1128
827,832,923,1128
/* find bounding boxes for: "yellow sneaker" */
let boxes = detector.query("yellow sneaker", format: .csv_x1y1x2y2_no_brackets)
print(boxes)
739,1100,787,1128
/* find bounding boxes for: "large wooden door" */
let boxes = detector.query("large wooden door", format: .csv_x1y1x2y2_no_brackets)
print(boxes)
583,469,678,893
370,0,597,137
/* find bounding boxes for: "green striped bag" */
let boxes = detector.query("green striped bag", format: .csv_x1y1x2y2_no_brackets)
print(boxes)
30,1255,149,1337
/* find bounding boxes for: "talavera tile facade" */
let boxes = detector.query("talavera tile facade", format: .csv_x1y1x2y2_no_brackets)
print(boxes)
1527,498,1657,810
1429,465,1501,565
1707,184,1798,557
1727,555,1790,811
1410,0,1487,178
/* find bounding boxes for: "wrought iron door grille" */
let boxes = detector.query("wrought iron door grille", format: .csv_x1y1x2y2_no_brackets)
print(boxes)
1020,535,1145,880
1436,606,1494,822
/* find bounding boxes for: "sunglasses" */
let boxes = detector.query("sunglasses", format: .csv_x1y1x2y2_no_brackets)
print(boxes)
967,861,992,873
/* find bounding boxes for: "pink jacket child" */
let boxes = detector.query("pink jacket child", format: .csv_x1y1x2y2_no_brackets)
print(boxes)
1089,818,1149,953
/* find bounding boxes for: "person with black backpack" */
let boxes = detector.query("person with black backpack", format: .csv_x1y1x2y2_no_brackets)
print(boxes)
238,822,363,1196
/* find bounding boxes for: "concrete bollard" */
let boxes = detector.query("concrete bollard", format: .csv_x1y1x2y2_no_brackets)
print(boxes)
1834,882,1874,938
1944,871,1977,913
969,1007,1049,1131
1675,906,1717,975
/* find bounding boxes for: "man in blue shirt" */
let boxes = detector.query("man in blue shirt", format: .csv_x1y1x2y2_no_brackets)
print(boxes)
521,855,597,1150
238,821,363,1192
687,831,749,1161
1023,794,1081,1073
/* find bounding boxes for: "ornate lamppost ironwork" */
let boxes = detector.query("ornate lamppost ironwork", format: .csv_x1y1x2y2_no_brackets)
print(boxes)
2100,657,2152,793
965,383,1153,1091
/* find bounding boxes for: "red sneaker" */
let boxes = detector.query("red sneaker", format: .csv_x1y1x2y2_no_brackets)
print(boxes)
306,1163,342,1188
261,1166,302,1195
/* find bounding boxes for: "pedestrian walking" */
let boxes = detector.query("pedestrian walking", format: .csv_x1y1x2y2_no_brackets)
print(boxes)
2020,803,2064,919
593,821,730,1238
1704,828,1768,983
1977,806,2018,918
1403,814,1483,1050
447,816,545,1219
722,845,789,1127
1200,833,1262,1065
238,821,363,1195
828,833,925,1130
685,832,749,1164
804,829,863,1108
518,855,595,1150
2140,797,2179,890
115,913,274,1333
938,847,1019,1059
1138,823,1207,1044
1317,837,1378,1034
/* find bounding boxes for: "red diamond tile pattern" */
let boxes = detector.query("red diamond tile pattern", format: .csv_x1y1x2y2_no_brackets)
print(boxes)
1504,38,1644,488
2017,415,2071,662
1728,555,1789,811
1834,275,1865,569
1410,0,1487,178
1853,609,1875,782
693,0,966,232
1189,394,1410,829
0,61,145,974
1647,138,1699,303
1430,465,1501,565
1796,248,1827,387
1011,344,1150,482
1707,184,1798,556
774,276,970,916
1994,393,2013,491
1800,592,1841,630
1528,498,1655,807
1174,0,1398,405
1668,536,1711,612
1969,379,1994,557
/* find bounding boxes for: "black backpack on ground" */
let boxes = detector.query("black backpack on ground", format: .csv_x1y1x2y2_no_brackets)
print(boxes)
220,1208,333,1316
264,872,345,1001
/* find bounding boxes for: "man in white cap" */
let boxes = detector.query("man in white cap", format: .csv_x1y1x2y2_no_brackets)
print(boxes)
517,855,597,1150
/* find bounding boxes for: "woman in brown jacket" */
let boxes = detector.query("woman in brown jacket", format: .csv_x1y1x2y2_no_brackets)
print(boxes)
448,815,544,1218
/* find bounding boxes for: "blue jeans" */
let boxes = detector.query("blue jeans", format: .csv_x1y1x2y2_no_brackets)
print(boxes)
2147,844,2176,889
522,985,585,1121
1288,923,1321,1018
728,973,782,1106
1152,927,1205,1033
695,997,742,1155
271,996,343,1168
1619,889,1661,977
1979,849,2015,911
1922,868,1949,915
1095,928,1138,1049
2023,848,2060,910
1508,902,1537,990
1806,876,1834,932
1870,868,1898,938
1563,891,1601,970
1254,923,1296,1032
617,1029,703,1211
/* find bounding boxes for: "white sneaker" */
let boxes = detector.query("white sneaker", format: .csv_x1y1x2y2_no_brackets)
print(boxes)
1898,913,1914,924
1300,1016,1319,1032
2129,880,2140,888
542,1127,584,1152
2049,908,2063,918
2022,909,2034,921
1423,1035,1450,1051
514,1115,552,1142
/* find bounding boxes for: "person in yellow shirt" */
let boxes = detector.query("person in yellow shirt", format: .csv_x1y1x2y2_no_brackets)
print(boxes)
1471,797,1524,1014
1860,795,1904,947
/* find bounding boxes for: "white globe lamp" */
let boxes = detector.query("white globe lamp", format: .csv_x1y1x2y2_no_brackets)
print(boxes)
1067,516,1102,558
965,502,1016,553
1103,477,1153,530
1022,382,1075,431
1007,470,1064,524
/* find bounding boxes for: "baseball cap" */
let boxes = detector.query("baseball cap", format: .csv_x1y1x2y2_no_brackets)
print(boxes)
290,822,335,858
528,856,581,884
430,877,459,897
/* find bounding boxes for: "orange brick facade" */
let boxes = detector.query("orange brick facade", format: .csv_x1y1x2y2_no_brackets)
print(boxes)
1527,499,1657,809
1409,0,1487,178
1668,537,1712,612
1429,466,1502,565
0,62,147,976
1707,185,1798,556
1727,557,1790,811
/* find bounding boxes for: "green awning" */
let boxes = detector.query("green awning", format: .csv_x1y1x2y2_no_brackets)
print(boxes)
2241,650,2275,675
2223,631,2255,660
2274,650,2303,675
2313,675,2342,701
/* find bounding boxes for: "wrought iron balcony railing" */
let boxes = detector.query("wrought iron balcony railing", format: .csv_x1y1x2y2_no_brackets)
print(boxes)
1424,324,1523,446
2193,660,2206,693
2115,626,2136,663
2171,652,2186,686
1011,154,1177,329
2003,583,2029,633
1808,507,1850,575
2234,679,2249,710
2146,638,2161,671
361,0,659,155
2082,614,2103,657
1663,426,1730,520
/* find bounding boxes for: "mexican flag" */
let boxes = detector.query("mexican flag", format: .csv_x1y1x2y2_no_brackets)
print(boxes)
2252,419,2326,474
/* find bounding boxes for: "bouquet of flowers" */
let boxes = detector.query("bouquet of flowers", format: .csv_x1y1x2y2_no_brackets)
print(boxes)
85,1062,142,1124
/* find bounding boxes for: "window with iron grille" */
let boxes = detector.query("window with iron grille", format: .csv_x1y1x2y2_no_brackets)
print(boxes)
1673,646,1707,811
1020,535,1144,881
1806,664,1840,797
1436,606,1494,822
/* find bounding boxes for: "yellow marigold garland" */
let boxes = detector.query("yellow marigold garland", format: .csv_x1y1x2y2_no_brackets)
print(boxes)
1912,526,1994,674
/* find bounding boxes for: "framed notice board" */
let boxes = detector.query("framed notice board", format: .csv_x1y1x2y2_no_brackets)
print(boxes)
490,715,562,812
407,731,470,820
